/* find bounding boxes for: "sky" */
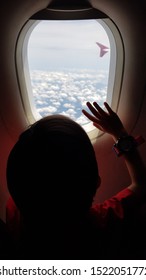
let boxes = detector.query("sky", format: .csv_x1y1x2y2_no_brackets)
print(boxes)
28,20,110,71
27,20,111,129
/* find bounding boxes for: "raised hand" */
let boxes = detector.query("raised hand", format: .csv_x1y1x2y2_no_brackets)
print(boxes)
82,102,127,139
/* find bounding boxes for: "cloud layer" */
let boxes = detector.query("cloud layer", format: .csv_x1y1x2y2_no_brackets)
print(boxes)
30,69,108,127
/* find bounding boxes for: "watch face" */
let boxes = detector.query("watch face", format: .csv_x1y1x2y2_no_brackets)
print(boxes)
117,136,136,152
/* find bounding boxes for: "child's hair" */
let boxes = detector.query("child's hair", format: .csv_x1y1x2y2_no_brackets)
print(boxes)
6,115,99,218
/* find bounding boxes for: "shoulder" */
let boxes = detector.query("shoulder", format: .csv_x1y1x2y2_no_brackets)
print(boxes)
89,187,143,228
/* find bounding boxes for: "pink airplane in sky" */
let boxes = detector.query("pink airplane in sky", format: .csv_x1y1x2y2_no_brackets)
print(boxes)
96,42,109,57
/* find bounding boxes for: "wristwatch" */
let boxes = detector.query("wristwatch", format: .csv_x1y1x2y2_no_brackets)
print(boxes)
113,135,145,157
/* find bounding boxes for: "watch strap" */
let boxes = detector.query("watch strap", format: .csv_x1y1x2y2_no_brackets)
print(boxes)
135,135,145,146
113,135,145,157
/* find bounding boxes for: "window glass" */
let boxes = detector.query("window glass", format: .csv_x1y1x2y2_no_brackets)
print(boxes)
27,20,110,130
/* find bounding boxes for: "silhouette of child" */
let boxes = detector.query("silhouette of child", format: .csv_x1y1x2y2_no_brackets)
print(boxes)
6,102,146,259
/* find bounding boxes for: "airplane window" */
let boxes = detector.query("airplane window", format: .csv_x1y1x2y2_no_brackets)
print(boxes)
17,16,122,138
26,19,111,132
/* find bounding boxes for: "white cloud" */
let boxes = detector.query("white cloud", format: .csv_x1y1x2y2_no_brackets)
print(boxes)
38,106,57,114
63,103,75,109
52,101,61,107
67,96,77,102
36,100,48,106
30,69,108,127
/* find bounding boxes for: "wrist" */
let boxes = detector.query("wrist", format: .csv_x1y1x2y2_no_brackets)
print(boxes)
112,134,145,157
112,129,129,142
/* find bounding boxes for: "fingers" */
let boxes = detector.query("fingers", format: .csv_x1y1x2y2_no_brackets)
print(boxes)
93,122,103,130
93,102,108,117
82,109,98,123
86,102,101,119
83,101,112,119
82,101,114,125
104,102,114,115
82,109,103,129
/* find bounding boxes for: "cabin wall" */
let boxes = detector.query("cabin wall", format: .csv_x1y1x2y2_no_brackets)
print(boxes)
0,1,51,220
91,0,146,202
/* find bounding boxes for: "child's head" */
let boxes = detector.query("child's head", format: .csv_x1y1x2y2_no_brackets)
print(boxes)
7,115,100,219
